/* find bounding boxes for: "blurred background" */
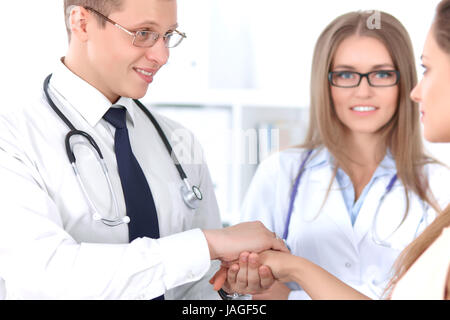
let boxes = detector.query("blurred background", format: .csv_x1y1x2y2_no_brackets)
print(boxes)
1,0,447,225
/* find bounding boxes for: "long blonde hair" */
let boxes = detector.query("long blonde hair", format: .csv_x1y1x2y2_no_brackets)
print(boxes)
385,0,450,297
300,10,440,219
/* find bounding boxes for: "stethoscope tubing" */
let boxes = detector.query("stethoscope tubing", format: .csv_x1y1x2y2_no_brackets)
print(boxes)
43,74,202,225
283,149,399,244
283,150,313,240
133,99,187,181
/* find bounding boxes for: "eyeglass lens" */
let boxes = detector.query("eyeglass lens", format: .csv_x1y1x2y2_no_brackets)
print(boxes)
133,30,184,48
330,70,398,87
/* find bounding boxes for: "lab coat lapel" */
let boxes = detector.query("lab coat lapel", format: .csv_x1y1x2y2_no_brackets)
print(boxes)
307,165,357,250
353,177,389,245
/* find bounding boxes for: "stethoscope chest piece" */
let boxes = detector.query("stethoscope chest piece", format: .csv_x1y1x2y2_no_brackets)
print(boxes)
181,180,203,210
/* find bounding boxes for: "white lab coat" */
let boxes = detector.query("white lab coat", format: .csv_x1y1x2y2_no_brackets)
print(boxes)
0,61,222,299
241,148,450,299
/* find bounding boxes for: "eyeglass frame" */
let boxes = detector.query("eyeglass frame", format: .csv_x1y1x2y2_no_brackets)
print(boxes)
84,6,186,48
328,70,400,88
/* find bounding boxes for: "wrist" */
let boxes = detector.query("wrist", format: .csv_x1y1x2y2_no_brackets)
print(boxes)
202,229,220,260
288,256,307,284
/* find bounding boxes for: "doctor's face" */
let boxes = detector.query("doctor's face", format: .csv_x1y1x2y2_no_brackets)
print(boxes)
410,29,450,142
86,0,176,102
330,35,399,137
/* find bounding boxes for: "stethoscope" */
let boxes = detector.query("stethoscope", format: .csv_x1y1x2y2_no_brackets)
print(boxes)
282,149,408,247
43,74,203,227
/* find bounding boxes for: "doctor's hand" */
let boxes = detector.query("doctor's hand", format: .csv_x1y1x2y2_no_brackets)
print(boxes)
202,221,288,262
209,252,275,295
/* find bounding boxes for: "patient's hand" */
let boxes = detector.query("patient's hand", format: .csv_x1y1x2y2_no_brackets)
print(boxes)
209,252,275,295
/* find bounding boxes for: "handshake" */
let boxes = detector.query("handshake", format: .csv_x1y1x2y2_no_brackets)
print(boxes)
202,221,292,298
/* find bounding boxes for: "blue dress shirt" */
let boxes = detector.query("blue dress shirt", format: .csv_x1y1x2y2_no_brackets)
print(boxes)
335,152,397,226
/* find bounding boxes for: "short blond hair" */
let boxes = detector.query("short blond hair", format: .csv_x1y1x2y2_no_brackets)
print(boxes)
64,0,123,41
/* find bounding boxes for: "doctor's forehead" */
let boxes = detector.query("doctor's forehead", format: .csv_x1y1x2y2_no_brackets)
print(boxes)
332,35,394,69
117,0,178,27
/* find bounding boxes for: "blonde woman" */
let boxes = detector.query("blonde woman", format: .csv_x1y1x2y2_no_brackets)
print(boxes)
212,9,450,300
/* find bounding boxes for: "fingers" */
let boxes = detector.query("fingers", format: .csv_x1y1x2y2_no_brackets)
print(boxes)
259,265,275,289
211,266,228,291
209,267,221,284
215,251,278,296
226,263,239,289
247,252,262,293
235,252,249,293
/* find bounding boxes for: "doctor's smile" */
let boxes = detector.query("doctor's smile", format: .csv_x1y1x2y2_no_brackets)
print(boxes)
350,105,379,115
134,67,156,84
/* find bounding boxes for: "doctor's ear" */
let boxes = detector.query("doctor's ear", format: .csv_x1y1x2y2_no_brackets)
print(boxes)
67,6,90,43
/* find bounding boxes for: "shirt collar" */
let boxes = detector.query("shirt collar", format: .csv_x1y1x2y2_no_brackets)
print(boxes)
49,58,136,128
374,149,397,176
304,147,333,170
113,96,137,127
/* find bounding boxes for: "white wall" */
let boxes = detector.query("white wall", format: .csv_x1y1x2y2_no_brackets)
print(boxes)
0,1,67,106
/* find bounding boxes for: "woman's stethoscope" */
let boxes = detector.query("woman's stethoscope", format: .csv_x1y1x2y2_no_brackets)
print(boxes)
43,74,203,227
281,150,416,247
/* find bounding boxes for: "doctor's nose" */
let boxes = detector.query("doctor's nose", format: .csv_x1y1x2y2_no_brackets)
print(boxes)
355,76,374,98
144,37,170,67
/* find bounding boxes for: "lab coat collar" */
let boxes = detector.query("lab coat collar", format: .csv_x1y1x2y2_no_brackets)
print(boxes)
49,58,136,128
305,147,397,176
304,147,330,171
377,149,396,176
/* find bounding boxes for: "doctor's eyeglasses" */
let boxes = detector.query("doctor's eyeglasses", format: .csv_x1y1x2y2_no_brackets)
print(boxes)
328,70,400,88
84,7,186,48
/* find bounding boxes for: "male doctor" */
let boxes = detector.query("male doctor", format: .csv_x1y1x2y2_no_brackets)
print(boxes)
0,0,283,299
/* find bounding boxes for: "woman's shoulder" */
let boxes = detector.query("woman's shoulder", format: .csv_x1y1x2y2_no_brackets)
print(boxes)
422,161,450,210
391,225,450,300
256,147,330,178
259,147,319,169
